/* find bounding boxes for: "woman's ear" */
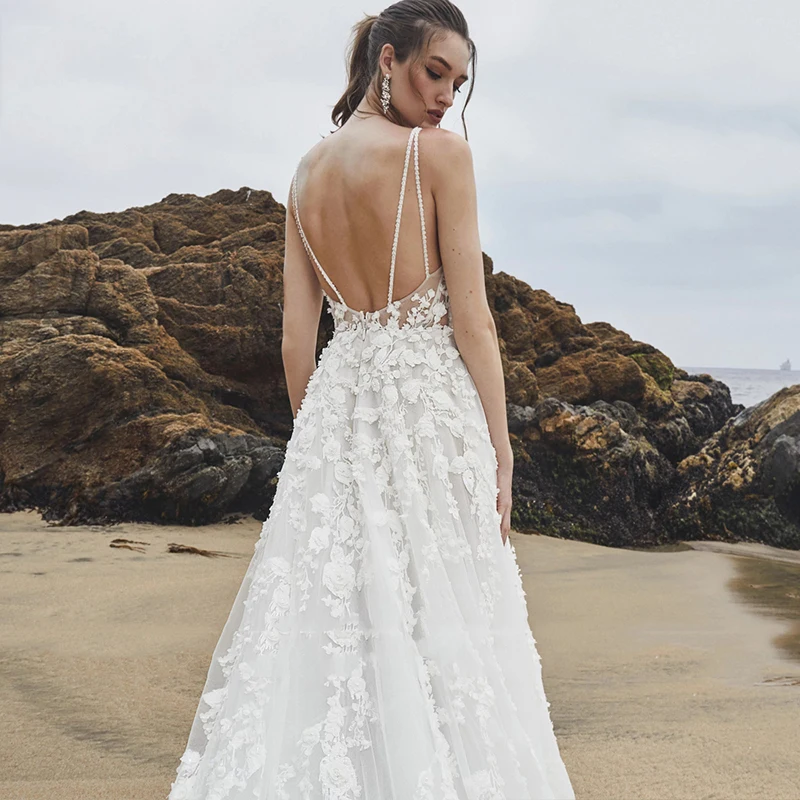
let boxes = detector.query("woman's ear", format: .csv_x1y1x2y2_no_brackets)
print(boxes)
378,43,394,74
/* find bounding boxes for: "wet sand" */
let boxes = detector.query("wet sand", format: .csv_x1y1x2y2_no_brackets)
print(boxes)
1,508,799,800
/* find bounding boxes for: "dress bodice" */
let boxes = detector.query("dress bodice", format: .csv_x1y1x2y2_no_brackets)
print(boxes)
324,264,450,334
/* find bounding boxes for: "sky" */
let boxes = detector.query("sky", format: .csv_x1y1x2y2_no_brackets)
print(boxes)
1,0,798,370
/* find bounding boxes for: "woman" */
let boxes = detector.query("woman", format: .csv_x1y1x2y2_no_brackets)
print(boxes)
169,1,575,797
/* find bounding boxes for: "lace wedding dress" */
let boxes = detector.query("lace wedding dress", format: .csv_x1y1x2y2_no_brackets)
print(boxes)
168,126,575,800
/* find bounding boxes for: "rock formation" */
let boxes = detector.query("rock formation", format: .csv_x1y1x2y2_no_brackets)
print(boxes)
666,385,800,549
0,189,294,524
0,187,796,548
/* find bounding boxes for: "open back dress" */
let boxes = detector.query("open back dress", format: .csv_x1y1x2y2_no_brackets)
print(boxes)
168,125,575,800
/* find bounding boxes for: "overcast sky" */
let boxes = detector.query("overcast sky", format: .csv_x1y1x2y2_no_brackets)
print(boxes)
1,0,798,370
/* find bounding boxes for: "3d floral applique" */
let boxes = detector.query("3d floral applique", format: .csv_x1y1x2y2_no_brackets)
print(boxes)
168,269,572,800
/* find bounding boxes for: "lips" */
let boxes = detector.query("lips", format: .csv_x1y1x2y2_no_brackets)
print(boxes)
427,109,443,122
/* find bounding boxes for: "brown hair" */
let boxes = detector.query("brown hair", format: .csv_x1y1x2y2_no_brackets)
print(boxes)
330,0,476,139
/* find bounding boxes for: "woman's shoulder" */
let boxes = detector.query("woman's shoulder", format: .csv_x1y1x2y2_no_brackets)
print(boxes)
295,126,365,176
418,128,474,192
295,137,326,171
420,126,471,162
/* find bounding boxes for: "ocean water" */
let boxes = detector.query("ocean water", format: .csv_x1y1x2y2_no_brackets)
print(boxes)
679,366,798,408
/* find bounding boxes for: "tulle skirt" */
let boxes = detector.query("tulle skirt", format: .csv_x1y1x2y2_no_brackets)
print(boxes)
168,321,575,800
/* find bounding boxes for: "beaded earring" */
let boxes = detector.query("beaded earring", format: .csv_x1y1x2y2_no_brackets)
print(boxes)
380,73,391,115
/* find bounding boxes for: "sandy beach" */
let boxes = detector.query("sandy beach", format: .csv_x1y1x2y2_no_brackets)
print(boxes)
1,509,799,800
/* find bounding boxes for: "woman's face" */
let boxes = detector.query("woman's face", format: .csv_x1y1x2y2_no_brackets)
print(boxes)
381,32,470,128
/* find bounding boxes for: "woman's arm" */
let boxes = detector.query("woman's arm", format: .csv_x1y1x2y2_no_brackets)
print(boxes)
428,130,514,543
282,176,324,418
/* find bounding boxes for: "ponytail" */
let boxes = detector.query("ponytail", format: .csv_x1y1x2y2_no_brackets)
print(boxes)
331,14,379,128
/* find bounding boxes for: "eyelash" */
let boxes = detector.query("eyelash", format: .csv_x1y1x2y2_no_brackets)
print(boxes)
426,67,462,93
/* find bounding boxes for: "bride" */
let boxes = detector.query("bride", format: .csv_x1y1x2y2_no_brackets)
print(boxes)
169,0,575,797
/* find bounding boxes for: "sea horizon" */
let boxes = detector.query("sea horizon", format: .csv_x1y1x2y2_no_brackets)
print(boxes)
678,365,798,408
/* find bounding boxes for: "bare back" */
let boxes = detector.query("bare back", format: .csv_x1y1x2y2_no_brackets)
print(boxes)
290,123,443,314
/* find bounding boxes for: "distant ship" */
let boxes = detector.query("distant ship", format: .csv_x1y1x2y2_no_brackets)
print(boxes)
780,359,791,371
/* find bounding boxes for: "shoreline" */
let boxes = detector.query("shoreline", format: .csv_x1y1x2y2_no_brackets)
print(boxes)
679,538,800,565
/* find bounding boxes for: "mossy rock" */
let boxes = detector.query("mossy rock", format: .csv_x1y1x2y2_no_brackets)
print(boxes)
629,352,675,391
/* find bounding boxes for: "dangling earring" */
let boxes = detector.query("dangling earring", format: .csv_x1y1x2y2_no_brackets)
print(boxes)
380,73,391,116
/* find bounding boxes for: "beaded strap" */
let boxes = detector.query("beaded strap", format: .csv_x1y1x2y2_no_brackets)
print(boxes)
387,126,429,306
412,127,430,280
291,168,348,306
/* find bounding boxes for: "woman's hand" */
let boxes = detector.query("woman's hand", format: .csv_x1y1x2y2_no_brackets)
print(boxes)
496,448,514,546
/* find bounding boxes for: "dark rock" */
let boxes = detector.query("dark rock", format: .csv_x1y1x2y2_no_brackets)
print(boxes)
665,386,800,549
508,399,674,547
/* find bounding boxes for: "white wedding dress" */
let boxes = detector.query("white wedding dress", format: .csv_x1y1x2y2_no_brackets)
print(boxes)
168,126,575,800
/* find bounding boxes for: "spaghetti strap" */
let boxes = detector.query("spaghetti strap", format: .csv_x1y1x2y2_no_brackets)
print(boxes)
387,126,429,306
290,166,348,307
